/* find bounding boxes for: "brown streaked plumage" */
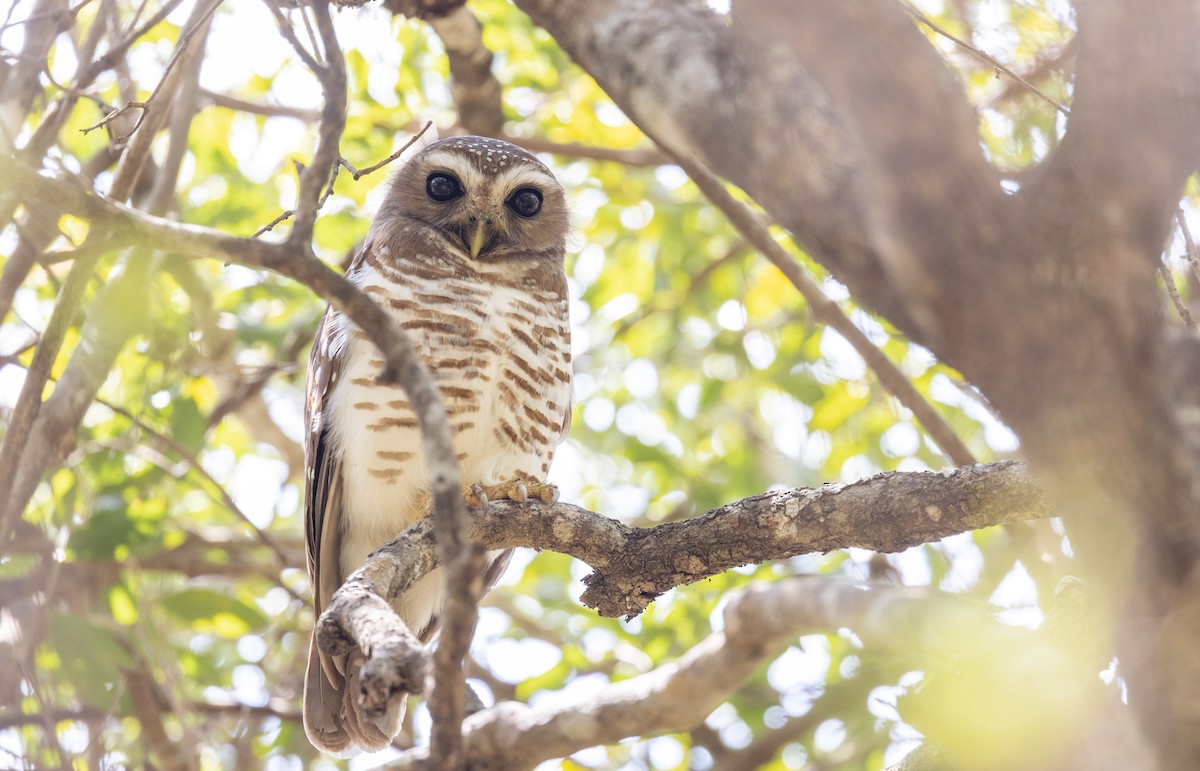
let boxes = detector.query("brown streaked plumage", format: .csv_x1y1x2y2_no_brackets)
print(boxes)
302,136,572,755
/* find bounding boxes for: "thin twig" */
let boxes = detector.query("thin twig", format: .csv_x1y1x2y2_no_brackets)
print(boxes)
40,63,113,111
340,121,434,180
1159,261,1196,328
0,0,23,33
123,0,151,35
899,0,1070,116
287,0,345,244
0,249,103,541
81,0,222,143
1177,207,1200,286
674,156,977,467
296,2,322,63
253,122,433,238
262,0,321,73
199,88,321,121
2,0,96,28
978,40,1075,112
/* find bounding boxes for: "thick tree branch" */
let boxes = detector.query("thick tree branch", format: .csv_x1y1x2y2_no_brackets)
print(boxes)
354,460,1046,620
314,458,1046,758
315,460,1046,724
734,0,1003,343
426,6,504,137
512,0,935,339
509,3,1200,762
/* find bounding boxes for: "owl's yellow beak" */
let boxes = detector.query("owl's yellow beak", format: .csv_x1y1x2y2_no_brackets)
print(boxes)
468,219,489,259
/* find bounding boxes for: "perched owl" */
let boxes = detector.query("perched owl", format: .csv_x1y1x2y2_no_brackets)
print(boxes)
302,136,573,755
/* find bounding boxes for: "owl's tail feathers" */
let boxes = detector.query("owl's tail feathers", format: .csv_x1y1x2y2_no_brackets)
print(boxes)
303,635,405,756
343,649,407,751
304,635,356,756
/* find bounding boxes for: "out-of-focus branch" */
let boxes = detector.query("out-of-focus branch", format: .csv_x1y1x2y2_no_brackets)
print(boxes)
0,0,218,540
427,6,504,136
375,577,1027,770
198,87,322,121
0,248,105,542
125,670,196,771
287,0,345,245
0,0,71,146
0,2,108,290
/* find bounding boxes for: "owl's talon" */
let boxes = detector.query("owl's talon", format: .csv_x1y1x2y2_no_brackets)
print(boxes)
526,480,559,505
462,478,557,506
462,483,489,509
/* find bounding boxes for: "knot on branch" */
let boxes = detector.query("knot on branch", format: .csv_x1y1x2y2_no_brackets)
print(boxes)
359,641,432,715
580,573,662,620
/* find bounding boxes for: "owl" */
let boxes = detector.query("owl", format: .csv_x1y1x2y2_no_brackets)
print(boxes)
302,136,573,755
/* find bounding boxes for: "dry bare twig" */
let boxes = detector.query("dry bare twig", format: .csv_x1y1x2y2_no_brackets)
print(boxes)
80,0,222,143
899,0,1070,117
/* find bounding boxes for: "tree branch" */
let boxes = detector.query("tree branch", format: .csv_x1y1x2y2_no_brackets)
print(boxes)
426,5,504,137
512,0,954,340
375,577,1023,771
314,458,1046,731
287,0,345,245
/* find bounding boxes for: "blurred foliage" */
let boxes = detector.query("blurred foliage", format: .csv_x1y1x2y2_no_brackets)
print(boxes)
0,0,1149,769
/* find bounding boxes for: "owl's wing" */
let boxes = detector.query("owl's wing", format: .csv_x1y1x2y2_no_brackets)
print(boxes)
303,302,355,753
304,302,346,617
304,246,405,755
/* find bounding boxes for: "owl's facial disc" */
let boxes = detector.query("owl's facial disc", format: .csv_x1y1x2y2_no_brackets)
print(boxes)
400,140,566,264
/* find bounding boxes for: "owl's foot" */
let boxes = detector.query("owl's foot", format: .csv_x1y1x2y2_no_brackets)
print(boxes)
463,477,559,507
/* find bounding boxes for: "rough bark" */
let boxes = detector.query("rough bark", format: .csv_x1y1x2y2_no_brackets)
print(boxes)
511,0,1200,763
316,460,1047,704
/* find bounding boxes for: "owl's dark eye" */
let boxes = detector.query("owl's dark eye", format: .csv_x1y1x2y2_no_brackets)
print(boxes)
426,173,463,202
507,187,543,218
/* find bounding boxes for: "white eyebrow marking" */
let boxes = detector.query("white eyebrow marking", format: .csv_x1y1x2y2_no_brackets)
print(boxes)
494,166,559,197
421,150,484,191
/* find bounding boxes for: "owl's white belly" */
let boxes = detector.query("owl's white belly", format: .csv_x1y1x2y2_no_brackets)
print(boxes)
326,267,570,636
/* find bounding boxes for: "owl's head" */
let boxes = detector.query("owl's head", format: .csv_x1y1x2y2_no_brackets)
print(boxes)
376,136,569,266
